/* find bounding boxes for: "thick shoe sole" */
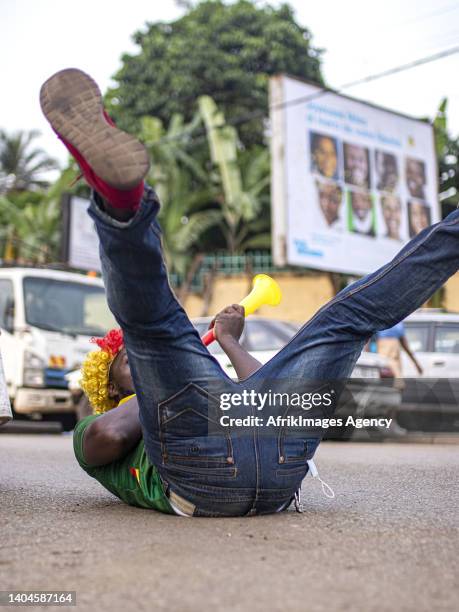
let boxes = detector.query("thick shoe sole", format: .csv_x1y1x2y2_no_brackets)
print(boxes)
40,68,150,190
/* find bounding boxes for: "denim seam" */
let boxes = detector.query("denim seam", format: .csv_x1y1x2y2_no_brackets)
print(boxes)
161,406,224,428
275,466,307,477
174,484,254,493
171,490,253,501
158,381,222,407
165,465,238,480
165,454,230,464
251,411,261,512
282,455,308,464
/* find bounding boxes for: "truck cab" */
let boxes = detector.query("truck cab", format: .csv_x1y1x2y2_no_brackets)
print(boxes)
0,267,115,419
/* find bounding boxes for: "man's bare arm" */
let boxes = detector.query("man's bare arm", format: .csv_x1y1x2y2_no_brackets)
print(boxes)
212,304,262,380
82,396,142,467
218,336,262,380
400,335,423,374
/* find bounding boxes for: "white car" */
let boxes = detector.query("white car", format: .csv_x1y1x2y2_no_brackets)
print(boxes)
400,309,459,432
403,309,459,377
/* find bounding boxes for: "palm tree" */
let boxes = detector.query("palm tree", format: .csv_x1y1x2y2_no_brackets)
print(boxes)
0,129,58,194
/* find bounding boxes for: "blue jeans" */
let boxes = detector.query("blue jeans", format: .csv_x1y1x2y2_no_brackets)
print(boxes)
89,186,459,516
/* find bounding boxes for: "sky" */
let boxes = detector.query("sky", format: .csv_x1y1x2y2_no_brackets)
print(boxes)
1,0,459,174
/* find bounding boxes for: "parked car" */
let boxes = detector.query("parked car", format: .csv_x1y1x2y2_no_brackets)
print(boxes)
192,317,401,439
400,309,459,431
403,309,459,377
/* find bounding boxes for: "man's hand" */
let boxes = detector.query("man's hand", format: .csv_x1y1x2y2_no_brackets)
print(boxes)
209,304,245,344
208,304,262,380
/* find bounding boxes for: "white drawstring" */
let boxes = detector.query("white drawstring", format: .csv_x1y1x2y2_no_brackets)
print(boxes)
307,459,335,499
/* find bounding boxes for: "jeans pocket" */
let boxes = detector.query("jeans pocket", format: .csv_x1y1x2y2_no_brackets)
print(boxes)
165,463,237,481
278,431,321,464
158,382,235,475
275,464,308,487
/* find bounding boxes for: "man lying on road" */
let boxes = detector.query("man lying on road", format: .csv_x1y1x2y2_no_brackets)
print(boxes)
75,307,261,514
40,68,459,516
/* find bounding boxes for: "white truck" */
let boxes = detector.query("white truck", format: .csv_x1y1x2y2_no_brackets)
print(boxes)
0,346,12,424
0,267,115,422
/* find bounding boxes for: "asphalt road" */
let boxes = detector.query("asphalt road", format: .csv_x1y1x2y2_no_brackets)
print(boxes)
1,435,458,612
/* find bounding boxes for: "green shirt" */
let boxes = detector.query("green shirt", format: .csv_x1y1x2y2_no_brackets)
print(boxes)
73,414,173,514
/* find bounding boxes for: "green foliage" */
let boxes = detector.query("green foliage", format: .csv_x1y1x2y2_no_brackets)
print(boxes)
433,98,448,157
433,98,459,214
0,166,79,264
0,129,58,193
106,0,323,147
0,193,59,263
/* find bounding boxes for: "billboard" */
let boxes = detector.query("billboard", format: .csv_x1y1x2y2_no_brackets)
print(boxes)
270,75,439,275
61,195,101,272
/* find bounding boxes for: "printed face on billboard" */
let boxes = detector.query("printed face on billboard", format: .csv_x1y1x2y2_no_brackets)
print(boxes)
408,200,431,238
344,143,371,189
380,194,402,240
310,133,339,180
406,158,427,199
348,190,376,237
375,151,399,192
315,179,343,228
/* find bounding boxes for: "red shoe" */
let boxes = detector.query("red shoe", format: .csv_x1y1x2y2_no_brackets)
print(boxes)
40,68,150,210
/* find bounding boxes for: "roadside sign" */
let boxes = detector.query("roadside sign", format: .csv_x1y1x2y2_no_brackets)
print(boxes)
270,75,439,275
61,194,101,273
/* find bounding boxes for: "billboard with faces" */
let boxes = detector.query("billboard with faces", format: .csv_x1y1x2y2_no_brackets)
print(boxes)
270,75,439,275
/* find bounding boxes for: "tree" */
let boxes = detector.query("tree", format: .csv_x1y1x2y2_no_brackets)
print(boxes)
106,0,323,147
0,166,78,263
0,194,60,263
0,129,58,194
433,98,459,217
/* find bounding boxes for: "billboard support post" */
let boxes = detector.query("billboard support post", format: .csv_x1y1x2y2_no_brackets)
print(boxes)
270,75,287,267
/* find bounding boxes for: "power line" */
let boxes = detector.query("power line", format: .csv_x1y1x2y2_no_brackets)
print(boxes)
336,44,459,91
150,44,459,148
388,2,459,30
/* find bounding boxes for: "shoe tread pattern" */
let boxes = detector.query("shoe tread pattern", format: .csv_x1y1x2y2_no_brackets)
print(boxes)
40,68,149,190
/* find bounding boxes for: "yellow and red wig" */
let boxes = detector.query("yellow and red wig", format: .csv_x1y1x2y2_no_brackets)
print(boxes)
80,329,124,414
